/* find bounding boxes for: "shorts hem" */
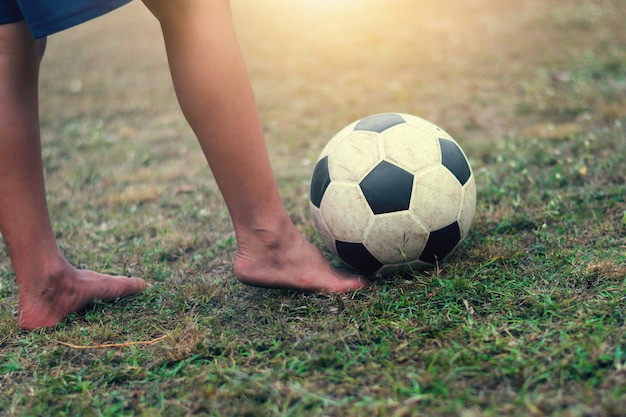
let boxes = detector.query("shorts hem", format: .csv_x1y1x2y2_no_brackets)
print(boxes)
0,16,25,25
28,0,132,39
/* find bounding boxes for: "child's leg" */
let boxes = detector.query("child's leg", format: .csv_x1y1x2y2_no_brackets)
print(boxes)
142,0,368,292
0,22,145,330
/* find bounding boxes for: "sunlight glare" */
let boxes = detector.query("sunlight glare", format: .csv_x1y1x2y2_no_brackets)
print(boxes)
294,0,363,13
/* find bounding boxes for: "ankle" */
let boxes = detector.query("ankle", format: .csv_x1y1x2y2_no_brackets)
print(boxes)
15,252,72,293
235,213,297,249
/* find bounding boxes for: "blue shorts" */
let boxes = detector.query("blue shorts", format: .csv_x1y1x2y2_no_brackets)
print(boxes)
0,0,133,39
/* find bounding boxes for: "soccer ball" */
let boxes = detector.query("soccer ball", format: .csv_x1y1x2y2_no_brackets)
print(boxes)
309,113,476,276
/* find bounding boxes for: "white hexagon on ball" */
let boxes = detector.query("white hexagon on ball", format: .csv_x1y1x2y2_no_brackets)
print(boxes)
319,182,371,243
381,123,441,174
327,131,382,183
410,165,463,231
363,211,429,265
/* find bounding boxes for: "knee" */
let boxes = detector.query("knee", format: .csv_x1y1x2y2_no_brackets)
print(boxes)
36,37,46,61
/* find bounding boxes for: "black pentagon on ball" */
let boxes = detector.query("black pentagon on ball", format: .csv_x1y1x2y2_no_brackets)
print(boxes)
336,241,383,274
439,138,471,186
310,155,331,208
360,160,414,215
354,113,406,133
419,221,461,264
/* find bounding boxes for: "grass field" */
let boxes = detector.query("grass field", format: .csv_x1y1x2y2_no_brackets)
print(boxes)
1,0,625,415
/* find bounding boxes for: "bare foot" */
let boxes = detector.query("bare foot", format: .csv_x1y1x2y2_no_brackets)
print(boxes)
233,225,370,293
18,259,146,331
